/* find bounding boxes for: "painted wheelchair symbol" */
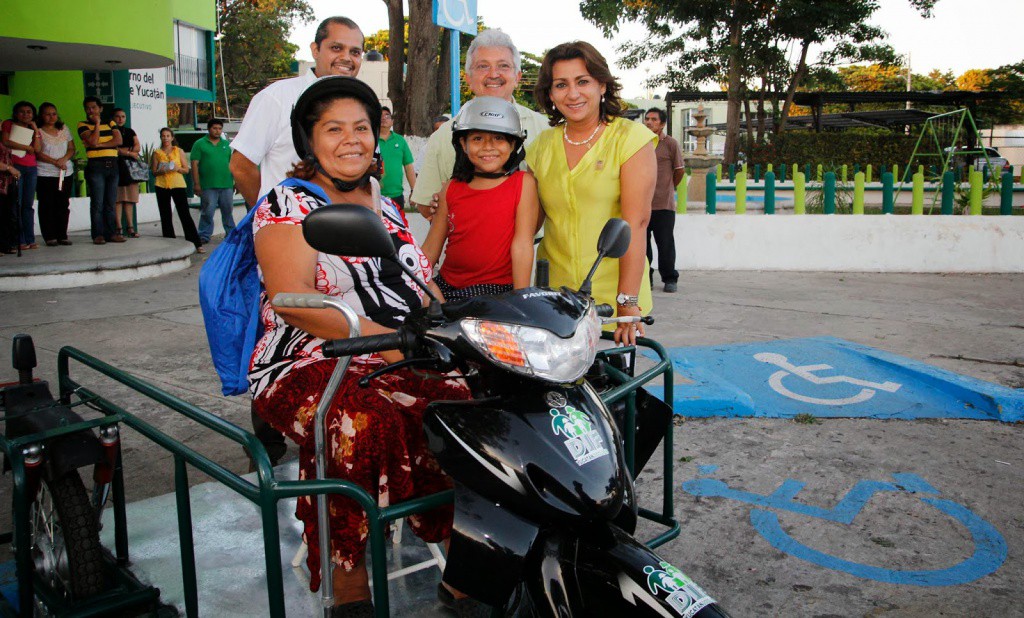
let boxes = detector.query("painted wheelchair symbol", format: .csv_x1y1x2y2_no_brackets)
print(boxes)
753,352,902,406
683,468,1007,586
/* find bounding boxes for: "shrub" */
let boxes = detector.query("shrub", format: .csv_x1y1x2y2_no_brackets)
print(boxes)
743,129,917,169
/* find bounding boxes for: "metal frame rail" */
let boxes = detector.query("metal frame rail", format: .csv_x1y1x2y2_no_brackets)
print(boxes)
2,338,675,617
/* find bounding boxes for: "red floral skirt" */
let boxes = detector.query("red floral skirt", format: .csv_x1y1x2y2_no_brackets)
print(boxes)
252,357,469,591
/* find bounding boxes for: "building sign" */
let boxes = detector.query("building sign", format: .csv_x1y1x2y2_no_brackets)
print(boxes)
83,71,114,105
127,69,168,151
433,0,478,34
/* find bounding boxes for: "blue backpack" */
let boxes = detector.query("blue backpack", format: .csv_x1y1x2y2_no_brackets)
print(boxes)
198,178,328,396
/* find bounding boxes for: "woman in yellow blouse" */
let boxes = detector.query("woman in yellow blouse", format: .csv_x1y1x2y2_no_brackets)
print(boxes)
151,127,203,252
528,41,657,345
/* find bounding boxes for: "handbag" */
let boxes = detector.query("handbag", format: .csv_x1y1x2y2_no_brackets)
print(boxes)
125,157,150,182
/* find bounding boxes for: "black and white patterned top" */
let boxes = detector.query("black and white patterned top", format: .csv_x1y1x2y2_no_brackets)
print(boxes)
247,180,431,399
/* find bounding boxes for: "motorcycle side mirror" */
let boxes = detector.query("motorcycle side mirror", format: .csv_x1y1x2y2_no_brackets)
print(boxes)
303,204,397,259
579,218,631,297
302,204,440,305
596,218,631,259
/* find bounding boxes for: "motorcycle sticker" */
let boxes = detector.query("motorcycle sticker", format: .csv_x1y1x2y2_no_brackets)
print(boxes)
644,561,715,618
550,405,608,466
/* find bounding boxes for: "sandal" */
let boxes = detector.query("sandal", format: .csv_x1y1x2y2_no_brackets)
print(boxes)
128,231,140,238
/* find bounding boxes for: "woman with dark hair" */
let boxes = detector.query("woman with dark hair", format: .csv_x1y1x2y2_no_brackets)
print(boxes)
35,102,75,245
1,101,42,249
151,127,203,252
528,40,657,346
249,76,470,615
113,108,141,237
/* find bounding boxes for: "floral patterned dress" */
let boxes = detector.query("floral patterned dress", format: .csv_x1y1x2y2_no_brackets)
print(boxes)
249,181,467,591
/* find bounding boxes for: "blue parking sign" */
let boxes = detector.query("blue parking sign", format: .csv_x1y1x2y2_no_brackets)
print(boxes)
433,0,478,34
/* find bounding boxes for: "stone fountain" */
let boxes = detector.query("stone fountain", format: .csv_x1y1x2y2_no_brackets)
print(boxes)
683,103,723,204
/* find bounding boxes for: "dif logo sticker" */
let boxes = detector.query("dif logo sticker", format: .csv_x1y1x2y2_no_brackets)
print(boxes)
645,561,714,618
549,402,608,466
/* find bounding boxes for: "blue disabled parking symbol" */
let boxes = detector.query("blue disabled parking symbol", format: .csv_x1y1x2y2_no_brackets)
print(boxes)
644,336,1024,421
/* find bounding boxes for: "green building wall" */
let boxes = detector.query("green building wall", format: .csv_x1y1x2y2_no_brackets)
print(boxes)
0,2,177,61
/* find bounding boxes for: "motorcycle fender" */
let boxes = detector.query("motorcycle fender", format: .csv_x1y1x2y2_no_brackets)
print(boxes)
526,526,724,618
443,483,539,608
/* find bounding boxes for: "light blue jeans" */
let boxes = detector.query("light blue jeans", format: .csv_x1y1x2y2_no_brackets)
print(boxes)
198,188,236,242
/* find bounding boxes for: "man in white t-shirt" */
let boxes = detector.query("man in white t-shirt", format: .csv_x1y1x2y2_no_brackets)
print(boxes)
229,16,364,468
410,29,549,219
230,16,365,209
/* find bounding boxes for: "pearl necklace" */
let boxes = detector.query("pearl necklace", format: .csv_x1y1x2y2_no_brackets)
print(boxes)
563,122,602,147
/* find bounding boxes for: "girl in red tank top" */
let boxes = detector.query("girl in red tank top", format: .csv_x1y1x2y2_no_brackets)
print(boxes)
422,114,539,301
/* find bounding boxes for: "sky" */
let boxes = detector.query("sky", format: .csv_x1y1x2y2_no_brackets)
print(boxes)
289,0,1024,99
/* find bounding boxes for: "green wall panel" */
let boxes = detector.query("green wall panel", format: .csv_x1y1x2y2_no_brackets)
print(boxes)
173,0,216,29
1,1,176,60
7,71,88,164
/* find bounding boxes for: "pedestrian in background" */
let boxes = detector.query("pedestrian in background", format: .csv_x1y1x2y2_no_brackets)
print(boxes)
378,106,415,208
643,108,683,293
0,141,21,254
151,127,203,253
2,101,42,249
191,118,235,244
78,96,125,245
35,102,74,246
113,108,141,237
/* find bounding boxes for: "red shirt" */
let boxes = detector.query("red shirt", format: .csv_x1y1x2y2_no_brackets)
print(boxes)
440,171,525,288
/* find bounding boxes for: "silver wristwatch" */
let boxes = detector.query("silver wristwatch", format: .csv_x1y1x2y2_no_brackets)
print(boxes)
616,293,639,307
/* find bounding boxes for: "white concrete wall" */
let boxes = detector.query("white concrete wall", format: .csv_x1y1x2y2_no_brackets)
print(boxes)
673,214,1024,273
64,194,163,233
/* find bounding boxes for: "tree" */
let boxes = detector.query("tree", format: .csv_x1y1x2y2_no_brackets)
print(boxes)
956,68,992,92
218,0,315,117
580,0,936,163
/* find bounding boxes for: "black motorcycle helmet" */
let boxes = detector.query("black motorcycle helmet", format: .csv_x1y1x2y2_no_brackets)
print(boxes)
290,76,383,192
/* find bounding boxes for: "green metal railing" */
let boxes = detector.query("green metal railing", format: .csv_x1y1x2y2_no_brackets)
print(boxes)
4,339,677,617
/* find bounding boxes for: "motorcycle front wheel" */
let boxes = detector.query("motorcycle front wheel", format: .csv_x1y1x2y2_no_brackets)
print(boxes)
26,471,106,601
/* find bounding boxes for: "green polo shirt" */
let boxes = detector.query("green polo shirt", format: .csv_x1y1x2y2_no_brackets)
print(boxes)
378,131,414,198
190,135,234,189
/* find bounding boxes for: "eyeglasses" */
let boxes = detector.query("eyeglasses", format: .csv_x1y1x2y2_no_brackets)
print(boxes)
471,62,515,75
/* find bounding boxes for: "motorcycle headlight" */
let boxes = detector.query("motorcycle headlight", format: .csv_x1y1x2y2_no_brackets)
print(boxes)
461,307,601,383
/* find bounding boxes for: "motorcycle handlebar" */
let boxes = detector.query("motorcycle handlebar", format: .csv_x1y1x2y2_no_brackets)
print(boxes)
595,304,614,318
322,333,405,358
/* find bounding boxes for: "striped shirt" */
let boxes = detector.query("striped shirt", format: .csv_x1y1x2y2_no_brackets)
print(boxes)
77,121,119,159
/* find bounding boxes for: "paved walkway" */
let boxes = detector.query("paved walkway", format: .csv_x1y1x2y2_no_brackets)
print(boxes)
1,247,1021,616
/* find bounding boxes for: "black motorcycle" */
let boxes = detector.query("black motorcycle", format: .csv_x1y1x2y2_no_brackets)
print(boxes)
273,204,731,618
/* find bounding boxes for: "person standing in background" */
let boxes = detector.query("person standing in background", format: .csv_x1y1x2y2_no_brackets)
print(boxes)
0,142,21,254
35,102,75,246
151,127,203,253
2,101,42,249
643,108,684,293
78,96,125,245
230,16,365,210
113,108,141,237
377,106,415,208
191,118,235,244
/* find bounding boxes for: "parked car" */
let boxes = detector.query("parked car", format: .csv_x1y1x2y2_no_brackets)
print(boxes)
944,146,1009,173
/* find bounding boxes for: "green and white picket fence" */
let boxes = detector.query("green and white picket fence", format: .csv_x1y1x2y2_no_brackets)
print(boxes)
676,163,1020,216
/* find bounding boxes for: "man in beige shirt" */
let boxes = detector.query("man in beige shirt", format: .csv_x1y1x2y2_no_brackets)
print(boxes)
411,29,548,219
644,108,684,293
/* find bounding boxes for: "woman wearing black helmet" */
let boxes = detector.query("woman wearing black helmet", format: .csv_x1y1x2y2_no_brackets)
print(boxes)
247,76,469,616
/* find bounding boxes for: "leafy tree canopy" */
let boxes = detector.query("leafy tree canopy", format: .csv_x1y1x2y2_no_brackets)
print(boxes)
219,0,315,117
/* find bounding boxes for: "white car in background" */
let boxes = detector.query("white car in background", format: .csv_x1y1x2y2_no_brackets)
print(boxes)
945,146,1009,173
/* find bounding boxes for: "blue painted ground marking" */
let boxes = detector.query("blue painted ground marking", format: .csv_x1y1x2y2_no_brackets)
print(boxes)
683,469,1007,586
642,336,1024,421
697,464,718,475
